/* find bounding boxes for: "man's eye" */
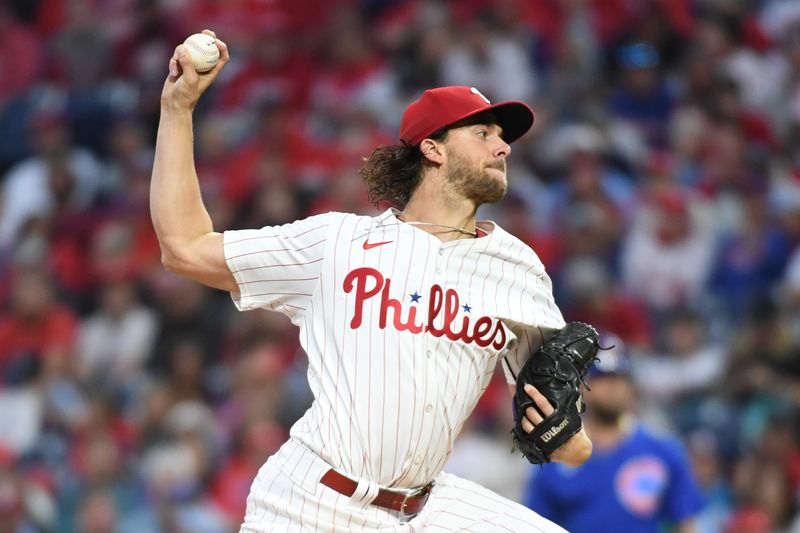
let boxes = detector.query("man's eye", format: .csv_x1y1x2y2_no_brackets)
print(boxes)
477,130,488,137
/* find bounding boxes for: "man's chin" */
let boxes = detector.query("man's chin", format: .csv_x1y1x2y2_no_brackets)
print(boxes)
481,170,507,202
474,185,506,204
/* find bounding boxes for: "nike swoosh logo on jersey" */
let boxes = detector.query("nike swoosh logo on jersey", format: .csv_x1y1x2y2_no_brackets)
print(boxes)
363,239,393,250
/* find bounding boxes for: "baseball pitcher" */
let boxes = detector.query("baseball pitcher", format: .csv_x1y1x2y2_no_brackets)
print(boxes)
151,30,596,532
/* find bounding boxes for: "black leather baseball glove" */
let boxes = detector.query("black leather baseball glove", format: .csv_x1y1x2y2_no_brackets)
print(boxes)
512,322,601,464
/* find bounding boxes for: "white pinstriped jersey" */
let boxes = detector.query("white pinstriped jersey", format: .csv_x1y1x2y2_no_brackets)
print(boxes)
223,208,565,490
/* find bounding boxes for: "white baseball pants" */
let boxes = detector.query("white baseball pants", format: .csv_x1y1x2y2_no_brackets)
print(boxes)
240,439,566,532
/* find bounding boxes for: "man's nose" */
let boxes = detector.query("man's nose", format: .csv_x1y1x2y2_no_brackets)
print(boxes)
494,137,511,159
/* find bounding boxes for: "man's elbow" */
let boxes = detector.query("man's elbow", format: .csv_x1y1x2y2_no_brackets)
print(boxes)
159,242,190,275
160,252,179,273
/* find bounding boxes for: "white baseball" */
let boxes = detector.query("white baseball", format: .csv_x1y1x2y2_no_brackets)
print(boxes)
183,33,220,73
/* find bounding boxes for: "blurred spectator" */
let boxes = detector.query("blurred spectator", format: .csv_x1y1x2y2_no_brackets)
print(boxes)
709,181,791,320
667,104,711,186
214,23,314,112
163,339,212,405
0,456,55,532
147,272,226,376
632,308,727,406
559,257,652,349
543,123,633,262
0,388,42,456
781,26,800,132
693,13,786,117
215,342,291,439
725,296,800,444
109,0,185,125
687,431,733,533
0,269,77,386
310,10,401,132
73,489,119,533
139,401,229,533
104,118,155,201
209,417,286,525
392,22,451,95
724,507,774,533
0,5,42,107
440,15,537,102
523,336,704,532
0,108,106,250
620,187,716,312
48,0,112,89
77,281,157,392
729,416,800,532
58,429,145,533
0,5,44,169
608,42,676,146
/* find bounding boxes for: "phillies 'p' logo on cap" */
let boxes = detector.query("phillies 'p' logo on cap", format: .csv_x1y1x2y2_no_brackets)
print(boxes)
399,86,535,146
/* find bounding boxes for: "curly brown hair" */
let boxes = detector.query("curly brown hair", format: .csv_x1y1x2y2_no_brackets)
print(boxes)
359,130,448,207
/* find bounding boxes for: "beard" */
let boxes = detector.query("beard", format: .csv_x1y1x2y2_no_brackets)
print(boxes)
445,149,507,204
590,404,625,427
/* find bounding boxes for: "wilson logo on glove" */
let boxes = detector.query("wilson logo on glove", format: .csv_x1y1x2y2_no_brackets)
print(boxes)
540,419,570,443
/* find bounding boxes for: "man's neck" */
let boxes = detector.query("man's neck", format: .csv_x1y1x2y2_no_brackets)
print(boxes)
401,177,479,242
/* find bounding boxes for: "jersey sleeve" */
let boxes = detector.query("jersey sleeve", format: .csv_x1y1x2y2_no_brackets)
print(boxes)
662,438,705,523
492,231,566,385
223,212,341,319
501,323,563,385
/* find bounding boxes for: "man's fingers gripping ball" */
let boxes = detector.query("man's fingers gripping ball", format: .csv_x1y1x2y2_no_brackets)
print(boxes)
183,32,220,73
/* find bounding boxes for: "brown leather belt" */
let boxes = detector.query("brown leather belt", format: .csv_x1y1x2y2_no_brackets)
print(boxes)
320,469,433,517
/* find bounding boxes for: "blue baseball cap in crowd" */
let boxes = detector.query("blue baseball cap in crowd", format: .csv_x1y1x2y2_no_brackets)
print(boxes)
617,43,660,69
588,333,632,378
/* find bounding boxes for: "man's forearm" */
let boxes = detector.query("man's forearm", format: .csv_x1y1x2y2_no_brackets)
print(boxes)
150,108,214,260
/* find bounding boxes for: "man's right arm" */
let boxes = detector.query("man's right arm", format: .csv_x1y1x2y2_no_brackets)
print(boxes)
150,30,236,292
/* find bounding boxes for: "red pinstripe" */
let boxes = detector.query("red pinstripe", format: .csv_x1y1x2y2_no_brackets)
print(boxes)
231,257,324,274
225,223,328,245
226,238,326,260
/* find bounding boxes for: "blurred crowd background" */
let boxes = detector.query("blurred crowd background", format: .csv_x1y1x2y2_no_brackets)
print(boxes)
2,0,800,531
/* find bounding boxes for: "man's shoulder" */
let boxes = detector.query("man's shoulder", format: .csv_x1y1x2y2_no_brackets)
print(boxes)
628,424,691,461
310,210,386,225
485,222,545,266
284,211,364,231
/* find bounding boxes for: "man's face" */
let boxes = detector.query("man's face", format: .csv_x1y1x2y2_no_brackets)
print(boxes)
584,374,635,425
441,122,510,204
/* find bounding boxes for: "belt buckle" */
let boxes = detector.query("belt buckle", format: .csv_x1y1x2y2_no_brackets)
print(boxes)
399,486,427,519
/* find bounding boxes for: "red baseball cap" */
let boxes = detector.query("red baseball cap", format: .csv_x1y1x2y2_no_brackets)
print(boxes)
400,86,534,146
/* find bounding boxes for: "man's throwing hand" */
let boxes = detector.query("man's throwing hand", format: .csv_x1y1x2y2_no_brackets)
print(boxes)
161,29,229,112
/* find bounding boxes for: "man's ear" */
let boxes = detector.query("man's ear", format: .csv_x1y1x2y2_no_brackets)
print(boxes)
420,138,445,165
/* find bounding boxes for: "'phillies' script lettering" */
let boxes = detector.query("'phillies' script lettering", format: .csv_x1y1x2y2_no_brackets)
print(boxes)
343,267,506,349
